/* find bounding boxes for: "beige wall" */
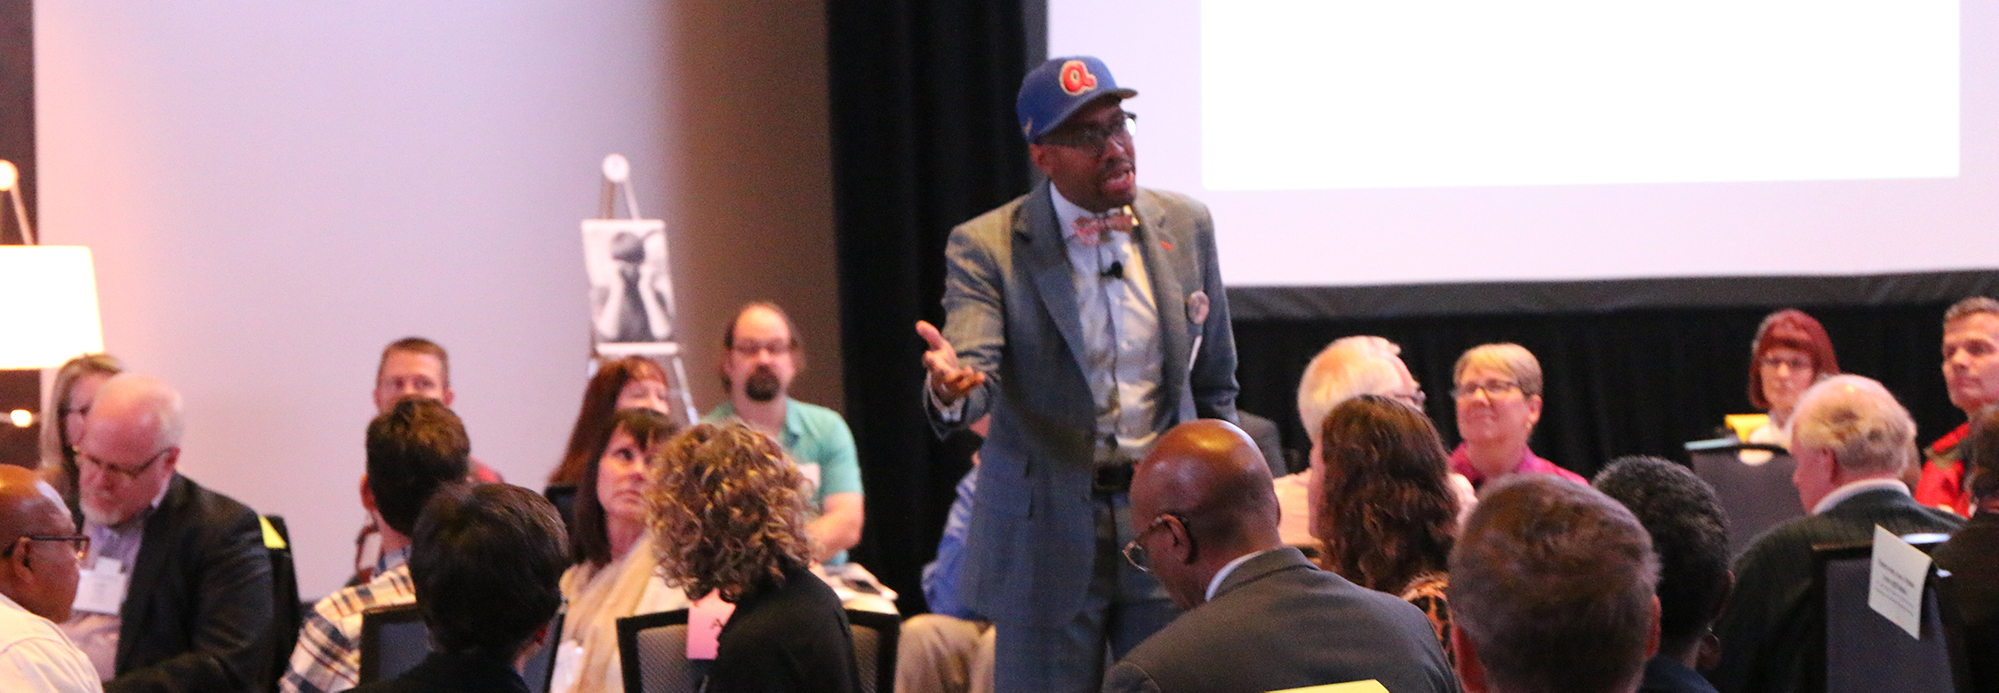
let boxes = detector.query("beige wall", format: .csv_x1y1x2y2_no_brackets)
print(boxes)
36,0,838,597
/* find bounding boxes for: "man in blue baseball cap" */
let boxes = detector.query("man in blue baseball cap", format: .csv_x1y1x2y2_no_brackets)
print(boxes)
916,55,1240,692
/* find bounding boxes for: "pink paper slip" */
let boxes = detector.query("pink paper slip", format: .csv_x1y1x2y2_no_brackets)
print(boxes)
688,591,737,660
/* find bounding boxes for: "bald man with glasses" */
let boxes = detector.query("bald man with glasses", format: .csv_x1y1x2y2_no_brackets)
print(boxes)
62,374,274,693
0,464,102,692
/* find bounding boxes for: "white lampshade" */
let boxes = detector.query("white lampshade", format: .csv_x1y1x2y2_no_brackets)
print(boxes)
0,246,105,369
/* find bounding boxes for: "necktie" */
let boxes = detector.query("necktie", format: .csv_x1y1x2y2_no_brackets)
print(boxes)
1073,208,1135,246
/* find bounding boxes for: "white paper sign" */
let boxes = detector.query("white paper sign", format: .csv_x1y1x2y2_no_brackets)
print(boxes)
1868,525,1932,639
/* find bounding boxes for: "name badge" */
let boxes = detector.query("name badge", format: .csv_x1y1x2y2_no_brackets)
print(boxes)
73,557,128,615
687,591,737,660
797,462,822,494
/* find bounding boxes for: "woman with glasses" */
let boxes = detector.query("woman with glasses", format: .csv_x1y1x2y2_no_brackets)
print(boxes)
1448,343,1586,489
648,423,860,693
37,353,123,520
547,408,683,693
1312,394,1461,664
1740,309,1839,449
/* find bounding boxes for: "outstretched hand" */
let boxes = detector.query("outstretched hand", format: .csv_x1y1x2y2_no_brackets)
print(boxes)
917,320,986,404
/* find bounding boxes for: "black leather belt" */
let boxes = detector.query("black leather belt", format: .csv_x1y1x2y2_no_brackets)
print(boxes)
1091,463,1136,494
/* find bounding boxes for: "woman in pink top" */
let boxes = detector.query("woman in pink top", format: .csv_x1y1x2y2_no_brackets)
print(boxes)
1448,343,1585,489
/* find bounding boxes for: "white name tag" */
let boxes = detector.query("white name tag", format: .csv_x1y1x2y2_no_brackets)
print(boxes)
797,462,822,495
73,557,128,615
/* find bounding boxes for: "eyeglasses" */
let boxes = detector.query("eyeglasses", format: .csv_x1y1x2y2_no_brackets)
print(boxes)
1390,389,1427,408
4,535,90,562
1452,380,1522,400
730,340,792,358
1758,354,1813,372
1122,513,1185,573
75,446,173,482
1038,112,1137,156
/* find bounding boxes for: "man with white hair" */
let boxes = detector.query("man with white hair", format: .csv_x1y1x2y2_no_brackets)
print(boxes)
1284,336,1469,544
61,375,273,693
1704,374,1963,693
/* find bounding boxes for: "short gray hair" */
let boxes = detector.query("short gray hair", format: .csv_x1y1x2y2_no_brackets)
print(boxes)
1454,343,1543,397
1296,336,1405,447
1790,374,1915,477
1945,296,1999,326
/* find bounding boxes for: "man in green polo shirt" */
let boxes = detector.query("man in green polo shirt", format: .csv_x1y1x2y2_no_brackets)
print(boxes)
704,302,865,565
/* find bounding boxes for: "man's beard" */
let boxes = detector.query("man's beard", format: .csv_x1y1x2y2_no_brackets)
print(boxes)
744,367,783,402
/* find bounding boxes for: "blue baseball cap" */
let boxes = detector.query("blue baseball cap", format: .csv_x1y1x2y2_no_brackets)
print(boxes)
1016,56,1138,143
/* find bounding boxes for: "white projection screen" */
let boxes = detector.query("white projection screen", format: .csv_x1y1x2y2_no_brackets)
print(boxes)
1047,0,1998,294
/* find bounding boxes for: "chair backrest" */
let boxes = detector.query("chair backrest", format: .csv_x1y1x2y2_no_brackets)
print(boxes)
618,609,704,693
1685,440,1803,557
262,515,301,693
1814,539,1954,693
360,603,564,693
845,609,900,693
359,604,430,685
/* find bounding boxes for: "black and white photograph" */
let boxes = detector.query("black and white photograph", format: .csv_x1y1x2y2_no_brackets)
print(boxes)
581,218,674,349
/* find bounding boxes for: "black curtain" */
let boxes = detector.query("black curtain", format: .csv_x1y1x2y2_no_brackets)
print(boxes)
1234,301,1964,481
826,0,1035,614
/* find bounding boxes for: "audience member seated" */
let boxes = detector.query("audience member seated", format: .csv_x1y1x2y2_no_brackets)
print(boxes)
36,353,122,527
1705,374,1964,693
1735,310,1838,450
0,465,102,692
647,423,861,693
895,417,995,693
60,374,275,693
1450,475,1660,693
1103,420,1457,693
547,408,685,693
352,338,502,583
702,303,893,612
1287,336,1472,547
282,398,472,693
1449,343,1585,489
1593,457,1733,693
1932,403,1999,689
1313,394,1462,663
1921,296,1999,516
547,356,673,488
349,484,569,693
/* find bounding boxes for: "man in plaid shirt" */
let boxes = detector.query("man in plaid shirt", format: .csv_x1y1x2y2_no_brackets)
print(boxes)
281,398,470,693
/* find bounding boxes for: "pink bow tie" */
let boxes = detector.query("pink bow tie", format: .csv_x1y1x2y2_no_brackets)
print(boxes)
1073,209,1135,246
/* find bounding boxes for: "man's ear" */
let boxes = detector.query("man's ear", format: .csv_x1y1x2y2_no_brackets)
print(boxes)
1167,515,1197,566
441,387,456,408
1452,625,1488,693
1027,143,1056,178
159,447,181,476
359,475,376,514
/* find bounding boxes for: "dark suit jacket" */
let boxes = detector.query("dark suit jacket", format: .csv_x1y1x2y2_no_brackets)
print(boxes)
1934,511,1999,690
1704,488,1963,693
109,474,275,693
929,182,1239,627
1102,548,1459,693
348,651,528,693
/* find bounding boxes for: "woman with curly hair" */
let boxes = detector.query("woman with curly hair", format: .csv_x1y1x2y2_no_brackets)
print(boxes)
1313,394,1461,662
547,356,672,486
649,423,860,693
549,408,683,693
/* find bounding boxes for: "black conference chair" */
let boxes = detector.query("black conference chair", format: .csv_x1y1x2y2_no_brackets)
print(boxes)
262,515,301,693
618,609,704,693
845,609,900,693
1685,439,1803,557
360,603,565,693
1812,537,1954,693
